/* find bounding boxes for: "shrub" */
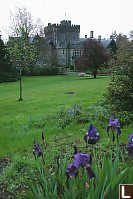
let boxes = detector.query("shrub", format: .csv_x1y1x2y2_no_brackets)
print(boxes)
22,67,30,76
0,37,19,82
40,66,59,76
21,66,59,76
103,75,133,111
57,104,111,129
59,66,65,74
0,70,19,83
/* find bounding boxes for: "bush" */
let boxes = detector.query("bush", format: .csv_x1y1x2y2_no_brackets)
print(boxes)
59,66,65,74
57,104,111,129
0,37,19,82
40,66,59,76
22,67,30,76
0,70,19,83
21,66,59,76
97,68,113,74
103,75,133,111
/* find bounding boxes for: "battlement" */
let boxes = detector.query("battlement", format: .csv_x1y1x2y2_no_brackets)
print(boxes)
60,20,71,26
44,20,80,35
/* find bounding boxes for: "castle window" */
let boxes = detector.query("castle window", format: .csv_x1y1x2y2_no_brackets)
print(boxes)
73,49,81,57
63,49,65,54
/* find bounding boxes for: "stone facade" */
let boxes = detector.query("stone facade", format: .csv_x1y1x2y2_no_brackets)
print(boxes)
44,20,117,66
44,20,81,66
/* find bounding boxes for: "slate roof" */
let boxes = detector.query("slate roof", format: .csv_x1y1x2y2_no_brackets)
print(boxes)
79,38,114,49
100,39,113,48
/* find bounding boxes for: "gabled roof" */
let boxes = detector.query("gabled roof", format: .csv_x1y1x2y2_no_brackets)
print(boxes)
79,38,114,49
100,39,112,48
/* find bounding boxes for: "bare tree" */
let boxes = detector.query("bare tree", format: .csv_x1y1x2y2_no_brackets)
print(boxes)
9,6,34,37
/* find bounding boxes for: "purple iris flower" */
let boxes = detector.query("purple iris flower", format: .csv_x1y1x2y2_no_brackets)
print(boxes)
73,153,91,167
84,124,100,144
36,143,42,157
106,116,121,143
66,153,97,179
127,132,133,157
66,163,78,178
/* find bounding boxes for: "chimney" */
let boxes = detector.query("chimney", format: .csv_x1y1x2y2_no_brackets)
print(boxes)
90,31,94,38
98,35,101,42
85,34,87,38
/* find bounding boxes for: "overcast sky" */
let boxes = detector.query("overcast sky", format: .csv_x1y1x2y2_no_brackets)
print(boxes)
0,0,133,41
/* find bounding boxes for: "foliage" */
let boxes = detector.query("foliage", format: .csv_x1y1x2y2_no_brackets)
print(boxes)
116,33,129,52
7,7,39,100
35,35,57,68
8,7,39,75
104,41,133,111
8,36,39,76
21,66,60,76
117,111,132,127
57,104,112,129
57,104,133,130
0,36,19,82
97,68,114,74
21,148,133,199
109,41,133,83
77,39,110,78
40,66,59,76
58,66,66,74
103,75,133,111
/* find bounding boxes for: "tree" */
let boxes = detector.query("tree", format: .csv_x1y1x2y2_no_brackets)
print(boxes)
35,35,52,67
109,41,133,85
129,30,133,41
0,35,18,82
77,39,110,78
116,33,129,52
8,7,39,100
104,38,133,111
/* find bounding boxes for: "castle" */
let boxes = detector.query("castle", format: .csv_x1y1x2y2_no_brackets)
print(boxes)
44,20,117,67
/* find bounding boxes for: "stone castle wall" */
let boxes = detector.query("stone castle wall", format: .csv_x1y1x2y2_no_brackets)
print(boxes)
44,20,81,66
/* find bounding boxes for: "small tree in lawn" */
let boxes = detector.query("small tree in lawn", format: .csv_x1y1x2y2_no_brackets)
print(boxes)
8,6,39,100
77,39,110,78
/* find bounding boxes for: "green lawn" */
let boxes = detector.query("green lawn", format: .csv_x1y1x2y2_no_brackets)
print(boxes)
0,75,111,158
0,75,110,123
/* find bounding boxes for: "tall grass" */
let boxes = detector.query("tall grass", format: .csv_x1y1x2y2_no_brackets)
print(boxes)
21,148,133,199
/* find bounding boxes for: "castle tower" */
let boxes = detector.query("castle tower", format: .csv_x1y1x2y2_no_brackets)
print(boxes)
44,20,80,66
44,20,80,46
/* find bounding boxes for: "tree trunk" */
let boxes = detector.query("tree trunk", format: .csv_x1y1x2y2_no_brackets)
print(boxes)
94,73,96,78
93,69,97,78
19,69,23,101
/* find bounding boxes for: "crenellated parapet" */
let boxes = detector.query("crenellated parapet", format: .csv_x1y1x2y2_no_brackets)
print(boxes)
44,20,80,34
44,20,80,45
